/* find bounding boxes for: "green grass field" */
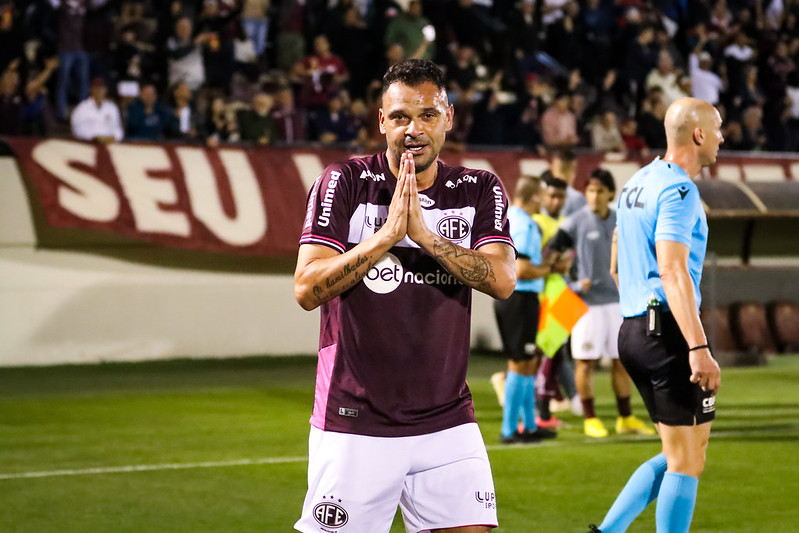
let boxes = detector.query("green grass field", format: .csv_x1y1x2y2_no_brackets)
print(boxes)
1,354,797,532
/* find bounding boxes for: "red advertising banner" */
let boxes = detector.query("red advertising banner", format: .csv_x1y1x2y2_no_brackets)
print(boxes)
5,137,798,258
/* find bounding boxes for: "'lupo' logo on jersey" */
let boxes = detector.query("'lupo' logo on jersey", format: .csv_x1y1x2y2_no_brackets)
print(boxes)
445,174,477,189
363,252,460,294
313,500,348,528
436,215,471,242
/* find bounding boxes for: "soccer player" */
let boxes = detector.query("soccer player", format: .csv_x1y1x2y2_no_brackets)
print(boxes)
494,175,557,444
586,97,722,532
293,59,517,533
549,169,653,439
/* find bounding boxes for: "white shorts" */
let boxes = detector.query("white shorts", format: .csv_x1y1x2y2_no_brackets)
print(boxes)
570,302,623,360
295,423,498,533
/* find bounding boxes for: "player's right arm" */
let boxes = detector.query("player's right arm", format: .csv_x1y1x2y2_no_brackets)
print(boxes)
294,153,413,310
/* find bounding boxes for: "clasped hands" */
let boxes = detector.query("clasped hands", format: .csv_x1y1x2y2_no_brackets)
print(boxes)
378,151,433,247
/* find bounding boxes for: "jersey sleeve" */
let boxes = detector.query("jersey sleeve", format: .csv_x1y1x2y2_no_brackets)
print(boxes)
654,180,700,247
299,162,353,254
471,172,515,251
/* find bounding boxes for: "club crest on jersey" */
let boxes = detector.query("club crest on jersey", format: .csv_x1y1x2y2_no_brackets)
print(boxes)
313,497,349,529
445,174,477,189
436,214,472,242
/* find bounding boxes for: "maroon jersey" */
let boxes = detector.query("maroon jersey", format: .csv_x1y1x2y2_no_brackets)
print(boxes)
300,152,513,437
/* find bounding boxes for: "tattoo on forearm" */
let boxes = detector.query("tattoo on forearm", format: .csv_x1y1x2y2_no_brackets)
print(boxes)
312,254,373,303
433,238,496,287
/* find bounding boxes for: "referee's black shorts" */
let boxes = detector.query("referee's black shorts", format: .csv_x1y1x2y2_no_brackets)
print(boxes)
618,312,716,426
494,290,540,361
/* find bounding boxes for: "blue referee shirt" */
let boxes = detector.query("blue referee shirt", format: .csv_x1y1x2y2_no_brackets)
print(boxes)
616,158,708,317
508,205,545,293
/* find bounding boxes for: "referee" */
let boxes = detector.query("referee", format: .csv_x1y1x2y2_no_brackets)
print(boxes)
587,97,722,533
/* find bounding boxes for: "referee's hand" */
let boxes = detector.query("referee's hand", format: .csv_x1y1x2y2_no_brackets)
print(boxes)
689,348,721,394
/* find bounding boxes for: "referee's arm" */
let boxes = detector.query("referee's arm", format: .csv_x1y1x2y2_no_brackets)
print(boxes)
656,240,721,394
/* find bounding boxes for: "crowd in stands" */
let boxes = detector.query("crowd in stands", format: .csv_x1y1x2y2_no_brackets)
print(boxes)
1,0,798,153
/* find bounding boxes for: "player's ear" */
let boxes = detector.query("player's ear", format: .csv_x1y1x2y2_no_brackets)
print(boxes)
446,104,454,132
378,108,386,134
693,127,704,146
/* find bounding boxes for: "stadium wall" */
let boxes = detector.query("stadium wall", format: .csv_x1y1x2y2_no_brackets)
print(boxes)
1,139,798,366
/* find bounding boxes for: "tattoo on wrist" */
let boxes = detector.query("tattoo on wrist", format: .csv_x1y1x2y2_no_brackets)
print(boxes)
314,254,373,303
433,238,496,285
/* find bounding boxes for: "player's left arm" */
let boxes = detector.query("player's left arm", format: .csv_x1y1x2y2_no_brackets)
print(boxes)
610,226,619,288
406,173,516,299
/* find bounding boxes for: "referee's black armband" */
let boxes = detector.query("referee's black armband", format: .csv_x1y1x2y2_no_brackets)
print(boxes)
688,344,710,352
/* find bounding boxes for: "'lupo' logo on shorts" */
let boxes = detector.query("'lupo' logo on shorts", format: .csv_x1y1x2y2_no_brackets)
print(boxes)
313,499,348,528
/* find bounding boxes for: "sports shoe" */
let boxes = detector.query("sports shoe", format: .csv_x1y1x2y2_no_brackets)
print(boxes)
535,415,562,429
523,427,557,440
584,417,608,438
616,415,656,435
549,398,571,413
585,525,602,532
571,395,584,416
490,371,506,406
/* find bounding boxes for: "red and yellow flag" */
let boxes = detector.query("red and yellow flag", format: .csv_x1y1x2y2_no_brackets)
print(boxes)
536,274,588,357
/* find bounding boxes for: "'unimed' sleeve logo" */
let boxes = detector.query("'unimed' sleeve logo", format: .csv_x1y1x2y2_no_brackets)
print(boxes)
493,185,505,231
317,171,342,227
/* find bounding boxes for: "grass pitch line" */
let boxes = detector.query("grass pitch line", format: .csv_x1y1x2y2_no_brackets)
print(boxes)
0,456,308,481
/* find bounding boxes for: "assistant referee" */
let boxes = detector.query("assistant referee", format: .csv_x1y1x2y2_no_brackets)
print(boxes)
586,97,723,533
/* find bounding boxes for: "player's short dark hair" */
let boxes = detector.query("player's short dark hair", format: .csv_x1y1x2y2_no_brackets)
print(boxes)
542,173,568,190
514,175,541,202
588,168,616,192
382,59,447,94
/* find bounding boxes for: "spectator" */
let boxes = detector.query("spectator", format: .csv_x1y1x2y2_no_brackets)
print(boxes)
637,86,667,149
724,31,756,98
0,61,23,135
270,85,305,143
447,45,480,99
237,90,275,144
620,117,649,158
70,76,123,143
589,69,632,120
241,0,270,58
508,0,542,84
579,0,615,84
311,92,358,145
0,1,23,73
20,55,60,136
545,0,581,70
516,72,550,153
730,64,765,120
51,0,96,120
195,0,238,90
541,90,579,149
292,34,349,115
275,0,306,72
740,103,767,150
170,81,199,140
646,50,686,107
787,71,799,150
550,148,586,217
591,110,624,153
203,96,234,146
689,45,725,105
125,83,174,140
328,5,374,99
623,25,657,101
384,0,435,61
113,23,155,101
166,17,207,91
232,21,259,81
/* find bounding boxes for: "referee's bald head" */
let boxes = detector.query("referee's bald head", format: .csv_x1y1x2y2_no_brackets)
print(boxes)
664,97,720,147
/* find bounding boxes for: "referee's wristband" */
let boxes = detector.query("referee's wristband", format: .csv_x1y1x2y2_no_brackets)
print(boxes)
688,344,710,352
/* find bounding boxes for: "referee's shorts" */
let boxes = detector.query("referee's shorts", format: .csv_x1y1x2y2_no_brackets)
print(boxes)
618,311,716,426
494,290,539,361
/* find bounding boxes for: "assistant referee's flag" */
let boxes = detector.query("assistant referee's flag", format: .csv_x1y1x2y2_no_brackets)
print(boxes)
536,274,588,357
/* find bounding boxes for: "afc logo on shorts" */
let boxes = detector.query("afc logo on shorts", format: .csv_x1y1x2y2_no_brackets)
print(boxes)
313,497,349,529
702,395,716,414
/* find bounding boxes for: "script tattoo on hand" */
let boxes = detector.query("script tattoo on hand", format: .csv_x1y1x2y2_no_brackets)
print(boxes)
312,254,373,304
433,238,496,290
